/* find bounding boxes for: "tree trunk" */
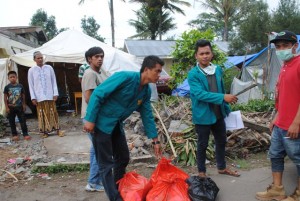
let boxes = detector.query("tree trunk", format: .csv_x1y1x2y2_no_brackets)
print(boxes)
109,0,115,47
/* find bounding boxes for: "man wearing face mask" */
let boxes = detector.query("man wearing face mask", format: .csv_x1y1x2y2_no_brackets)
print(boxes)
188,39,240,179
256,31,300,201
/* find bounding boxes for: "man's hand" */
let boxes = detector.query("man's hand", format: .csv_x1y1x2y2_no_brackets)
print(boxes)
6,107,10,114
32,99,37,106
152,138,162,158
53,96,58,102
269,121,275,133
23,104,26,112
153,144,162,159
287,122,300,139
83,121,95,134
224,94,238,104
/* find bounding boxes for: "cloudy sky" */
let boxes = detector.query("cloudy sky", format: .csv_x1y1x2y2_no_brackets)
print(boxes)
0,0,278,48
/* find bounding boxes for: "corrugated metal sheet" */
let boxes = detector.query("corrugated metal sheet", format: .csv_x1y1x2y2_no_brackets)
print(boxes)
124,40,176,58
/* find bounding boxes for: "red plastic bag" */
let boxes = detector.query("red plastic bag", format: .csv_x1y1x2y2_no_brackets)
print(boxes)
117,171,152,201
146,178,190,201
146,158,190,201
150,157,189,185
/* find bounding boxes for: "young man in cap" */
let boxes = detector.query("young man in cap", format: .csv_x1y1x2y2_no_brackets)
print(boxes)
256,30,300,201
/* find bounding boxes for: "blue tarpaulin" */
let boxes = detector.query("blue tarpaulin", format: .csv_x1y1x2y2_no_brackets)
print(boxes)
172,79,190,97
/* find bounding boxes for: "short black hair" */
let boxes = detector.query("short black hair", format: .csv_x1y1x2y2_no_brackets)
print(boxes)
85,47,104,63
194,39,213,54
8,71,17,77
33,51,42,59
140,55,164,73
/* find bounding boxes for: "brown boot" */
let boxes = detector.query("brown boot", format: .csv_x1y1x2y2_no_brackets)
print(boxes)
256,184,287,201
282,189,300,201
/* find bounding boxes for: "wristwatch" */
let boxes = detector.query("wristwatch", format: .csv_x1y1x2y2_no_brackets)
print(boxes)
152,141,160,145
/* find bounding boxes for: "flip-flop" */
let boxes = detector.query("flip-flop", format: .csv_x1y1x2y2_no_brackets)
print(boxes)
218,168,240,177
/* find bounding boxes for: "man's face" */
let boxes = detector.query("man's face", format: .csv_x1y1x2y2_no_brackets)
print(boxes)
34,53,44,66
145,64,162,83
8,74,17,84
88,53,104,68
274,41,298,53
195,46,213,67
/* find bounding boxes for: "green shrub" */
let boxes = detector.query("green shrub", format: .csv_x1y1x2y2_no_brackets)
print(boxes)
230,99,274,112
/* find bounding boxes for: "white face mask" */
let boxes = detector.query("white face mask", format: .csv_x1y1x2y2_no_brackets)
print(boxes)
276,45,295,61
197,62,216,75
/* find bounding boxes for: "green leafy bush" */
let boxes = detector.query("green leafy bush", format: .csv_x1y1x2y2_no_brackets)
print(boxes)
230,99,275,112
169,29,227,89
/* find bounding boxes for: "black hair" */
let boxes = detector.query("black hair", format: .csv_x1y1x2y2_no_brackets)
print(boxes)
33,51,42,59
194,39,213,54
85,47,104,63
7,71,17,77
140,55,164,73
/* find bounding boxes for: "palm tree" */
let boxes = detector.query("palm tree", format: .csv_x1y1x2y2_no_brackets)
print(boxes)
130,0,191,40
79,0,124,47
199,0,252,41
129,4,176,39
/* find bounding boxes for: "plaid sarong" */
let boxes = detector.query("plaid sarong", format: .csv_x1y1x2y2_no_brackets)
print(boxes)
36,100,59,133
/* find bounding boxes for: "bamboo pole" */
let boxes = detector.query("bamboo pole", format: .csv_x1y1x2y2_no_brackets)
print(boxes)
151,103,177,158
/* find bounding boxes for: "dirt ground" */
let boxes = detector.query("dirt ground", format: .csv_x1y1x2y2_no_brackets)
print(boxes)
0,112,271,201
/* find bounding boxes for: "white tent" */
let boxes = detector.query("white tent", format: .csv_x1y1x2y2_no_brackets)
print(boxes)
0,29,158,116
9,29,141,74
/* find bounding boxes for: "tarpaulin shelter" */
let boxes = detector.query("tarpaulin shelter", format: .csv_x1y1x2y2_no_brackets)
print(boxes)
231,35,300,103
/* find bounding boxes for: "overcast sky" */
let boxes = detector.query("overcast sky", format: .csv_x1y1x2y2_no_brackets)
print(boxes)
0,0,278,48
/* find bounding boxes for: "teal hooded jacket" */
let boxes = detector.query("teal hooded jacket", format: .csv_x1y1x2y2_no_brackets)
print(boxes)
187,64,230,125
84,71,158,139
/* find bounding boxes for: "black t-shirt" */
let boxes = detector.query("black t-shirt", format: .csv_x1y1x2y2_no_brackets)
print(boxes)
3,83,25,107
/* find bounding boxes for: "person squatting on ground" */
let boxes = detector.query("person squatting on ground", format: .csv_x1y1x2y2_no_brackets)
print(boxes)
256,31,300,201
28,51,63,138
81,47,107,192
188,39,240,178
4,71,31,141
83,55,163,201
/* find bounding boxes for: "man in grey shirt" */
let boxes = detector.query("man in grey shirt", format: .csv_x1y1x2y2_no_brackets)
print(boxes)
81,47,107,192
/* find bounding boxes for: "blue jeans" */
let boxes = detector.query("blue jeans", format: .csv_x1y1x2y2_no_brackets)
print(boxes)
83,119,102,185
195,118,227,173
88,133,102,185
92,124,129,201
269,126,300,176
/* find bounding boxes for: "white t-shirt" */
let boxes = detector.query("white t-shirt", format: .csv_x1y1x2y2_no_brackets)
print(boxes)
81,68,107,118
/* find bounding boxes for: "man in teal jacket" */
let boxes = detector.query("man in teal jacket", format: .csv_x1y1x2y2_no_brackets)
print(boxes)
188,39,240,178
84,55,163,201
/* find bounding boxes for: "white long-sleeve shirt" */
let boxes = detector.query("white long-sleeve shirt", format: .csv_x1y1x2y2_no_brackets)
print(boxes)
28,65,58,102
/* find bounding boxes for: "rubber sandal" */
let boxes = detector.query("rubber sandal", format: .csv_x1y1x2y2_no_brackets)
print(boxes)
24,136,32,141
198,172,207,178
218,168,240,177
12,136,19,141
42,133,49,138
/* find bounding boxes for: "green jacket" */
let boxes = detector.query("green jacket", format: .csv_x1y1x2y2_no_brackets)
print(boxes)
187,65,230,125
84,71,157,139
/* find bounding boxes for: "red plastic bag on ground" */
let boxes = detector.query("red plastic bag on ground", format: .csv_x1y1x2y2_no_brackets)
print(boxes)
150,157,189,185
146,157,190,201
117,171,152,201
146,178,190,201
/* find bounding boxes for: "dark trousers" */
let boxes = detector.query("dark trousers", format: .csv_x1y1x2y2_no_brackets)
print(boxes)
8,106,28,136
195,118,227,173
92,124,129,201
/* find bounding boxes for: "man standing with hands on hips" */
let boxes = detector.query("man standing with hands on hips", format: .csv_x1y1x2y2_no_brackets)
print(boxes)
84,55,163,201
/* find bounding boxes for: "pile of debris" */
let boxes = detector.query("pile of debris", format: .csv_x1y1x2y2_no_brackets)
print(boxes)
125,97,274,162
